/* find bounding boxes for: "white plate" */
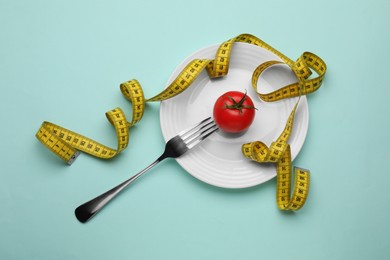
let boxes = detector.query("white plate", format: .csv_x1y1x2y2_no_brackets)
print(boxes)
160,42,308,188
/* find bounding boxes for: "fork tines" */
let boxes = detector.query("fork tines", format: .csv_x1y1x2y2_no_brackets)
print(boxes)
179,117,218,149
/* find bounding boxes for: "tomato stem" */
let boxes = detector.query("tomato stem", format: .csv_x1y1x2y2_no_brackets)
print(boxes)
224,91,257,113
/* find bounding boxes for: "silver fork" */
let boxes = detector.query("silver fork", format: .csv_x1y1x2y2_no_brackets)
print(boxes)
75,117,218,223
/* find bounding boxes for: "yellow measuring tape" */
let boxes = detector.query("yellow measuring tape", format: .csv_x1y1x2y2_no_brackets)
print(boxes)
36,33,326,211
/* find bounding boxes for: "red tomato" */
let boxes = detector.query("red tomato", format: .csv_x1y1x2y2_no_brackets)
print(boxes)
213,91,256,133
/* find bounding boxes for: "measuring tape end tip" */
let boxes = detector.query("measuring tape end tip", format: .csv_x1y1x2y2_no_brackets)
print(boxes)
67,151,80,165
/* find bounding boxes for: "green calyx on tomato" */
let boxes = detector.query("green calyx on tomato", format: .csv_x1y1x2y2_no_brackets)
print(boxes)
213,90,257,133
224,91,257,113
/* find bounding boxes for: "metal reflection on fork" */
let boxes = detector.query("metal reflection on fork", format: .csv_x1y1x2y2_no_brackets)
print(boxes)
75,117,218,223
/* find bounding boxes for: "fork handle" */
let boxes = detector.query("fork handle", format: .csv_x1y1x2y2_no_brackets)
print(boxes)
75,158,162,223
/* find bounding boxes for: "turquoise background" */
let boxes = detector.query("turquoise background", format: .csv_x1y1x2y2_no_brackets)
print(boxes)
1,0,389,259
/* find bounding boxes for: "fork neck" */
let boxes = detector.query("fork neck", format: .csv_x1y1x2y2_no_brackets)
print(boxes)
157,153,168,162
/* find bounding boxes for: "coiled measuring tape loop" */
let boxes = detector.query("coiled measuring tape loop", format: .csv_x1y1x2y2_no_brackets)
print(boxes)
242,101,311,210
36,108,129,164
35,59,213,164
36,33,326,211
241,36,326,210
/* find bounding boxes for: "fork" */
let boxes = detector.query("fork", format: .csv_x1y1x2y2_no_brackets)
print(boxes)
75,117,218,223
